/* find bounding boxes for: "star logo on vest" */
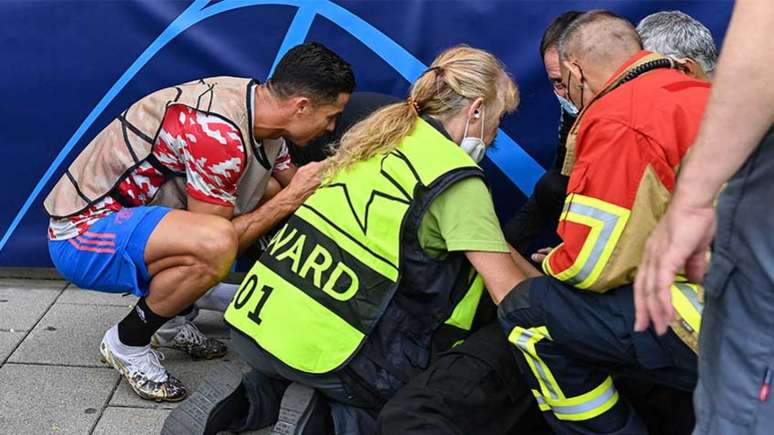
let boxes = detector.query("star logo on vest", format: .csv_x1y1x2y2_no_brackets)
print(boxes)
318,150,418,235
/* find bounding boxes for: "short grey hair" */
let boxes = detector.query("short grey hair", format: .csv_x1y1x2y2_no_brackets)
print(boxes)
637,10,718,74
558,10,641,64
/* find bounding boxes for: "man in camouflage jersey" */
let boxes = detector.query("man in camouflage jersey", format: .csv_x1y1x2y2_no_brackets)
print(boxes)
44,42,354,401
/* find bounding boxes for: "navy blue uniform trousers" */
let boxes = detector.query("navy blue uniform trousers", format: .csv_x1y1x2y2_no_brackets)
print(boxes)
498,277,697,434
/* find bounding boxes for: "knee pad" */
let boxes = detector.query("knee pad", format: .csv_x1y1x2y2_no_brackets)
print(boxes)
497,277,551,333
498,280,533,313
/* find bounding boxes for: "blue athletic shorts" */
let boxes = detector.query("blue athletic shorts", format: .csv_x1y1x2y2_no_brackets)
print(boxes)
48,206,172,297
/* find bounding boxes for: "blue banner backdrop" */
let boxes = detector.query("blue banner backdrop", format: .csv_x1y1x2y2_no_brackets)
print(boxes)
0,0,734,267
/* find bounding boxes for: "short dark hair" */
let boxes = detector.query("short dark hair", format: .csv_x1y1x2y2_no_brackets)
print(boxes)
540,11,584,58
269,42,356,104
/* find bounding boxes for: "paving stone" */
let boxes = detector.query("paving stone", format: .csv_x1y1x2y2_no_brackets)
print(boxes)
243,427,273,434
110,340,237,409
0,364,117,435
58,285,138,307
93,408,272,435
246,427,273,434
0,330,26,363
92,407,170,435
57,288,227,338
0,279,65,331
56,286,228,337
0,278,66,291
8,304,129,366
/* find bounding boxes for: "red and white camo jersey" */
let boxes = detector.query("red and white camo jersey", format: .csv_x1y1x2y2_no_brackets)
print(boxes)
48,104,293,240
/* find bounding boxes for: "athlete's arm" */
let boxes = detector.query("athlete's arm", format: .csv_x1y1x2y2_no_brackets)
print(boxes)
231,161,325,253
273,166,298,188
261,177,283,203
271,141,298,188
187,197,234,219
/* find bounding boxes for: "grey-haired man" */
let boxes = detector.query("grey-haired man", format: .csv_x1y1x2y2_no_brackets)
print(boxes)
637,10,718,81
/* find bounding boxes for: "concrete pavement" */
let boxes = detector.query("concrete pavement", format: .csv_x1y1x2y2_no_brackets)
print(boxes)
0,278,270,435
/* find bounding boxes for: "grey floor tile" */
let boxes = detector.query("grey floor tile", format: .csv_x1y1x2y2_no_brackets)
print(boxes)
243,427,273,434
0,280,65,331
92,407,170,435
57,288,227,338
0,279,67,290
8,304,129,366
108,381,159,410
58,285,138,307
0,330,26,363
0,364,118,435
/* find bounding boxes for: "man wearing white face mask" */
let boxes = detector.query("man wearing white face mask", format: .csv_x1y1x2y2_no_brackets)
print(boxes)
498,11,710,434
503,11,582,259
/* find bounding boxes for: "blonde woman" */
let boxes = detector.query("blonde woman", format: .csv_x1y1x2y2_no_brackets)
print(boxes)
165,45,532,435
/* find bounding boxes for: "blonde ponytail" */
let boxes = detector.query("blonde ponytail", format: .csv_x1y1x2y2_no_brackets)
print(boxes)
324,45,519,180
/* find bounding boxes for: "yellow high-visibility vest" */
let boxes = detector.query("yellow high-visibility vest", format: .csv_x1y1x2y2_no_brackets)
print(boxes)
225,118,485,374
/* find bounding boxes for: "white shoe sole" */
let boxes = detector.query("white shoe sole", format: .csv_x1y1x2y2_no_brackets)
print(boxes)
99,341,185,403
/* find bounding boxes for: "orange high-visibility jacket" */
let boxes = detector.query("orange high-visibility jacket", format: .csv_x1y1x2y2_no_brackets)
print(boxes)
543,51,710,350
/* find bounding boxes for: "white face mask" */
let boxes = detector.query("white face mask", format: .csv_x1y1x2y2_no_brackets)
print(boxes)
460,105,486,163
554,92,579,116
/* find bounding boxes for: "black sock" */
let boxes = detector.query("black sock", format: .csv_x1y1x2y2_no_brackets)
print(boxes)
117,298,173,347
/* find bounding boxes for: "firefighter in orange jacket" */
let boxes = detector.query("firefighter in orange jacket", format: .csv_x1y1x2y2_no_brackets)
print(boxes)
498,11,709,434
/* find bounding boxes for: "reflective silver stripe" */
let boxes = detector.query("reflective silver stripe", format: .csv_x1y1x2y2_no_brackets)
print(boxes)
532,390,550,410
515,329,559,400
674,283,703,314
516,329,532,349
563,202,622,285
551,381,617,417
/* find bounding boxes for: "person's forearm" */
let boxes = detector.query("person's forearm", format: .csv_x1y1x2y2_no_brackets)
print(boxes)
232,189,301,253
509,245,542,278
274,165,297,188
673,0,774,208
465,251,529,304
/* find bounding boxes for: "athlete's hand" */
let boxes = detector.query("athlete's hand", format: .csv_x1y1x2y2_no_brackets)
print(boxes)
634,201,715,335
283,161,326,205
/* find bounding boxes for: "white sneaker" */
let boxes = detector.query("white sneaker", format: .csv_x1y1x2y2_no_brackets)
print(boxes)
153,320,228,360
100,327,187,402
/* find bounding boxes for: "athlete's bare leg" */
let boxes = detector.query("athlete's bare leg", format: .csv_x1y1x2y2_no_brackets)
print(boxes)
143,210,238,317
